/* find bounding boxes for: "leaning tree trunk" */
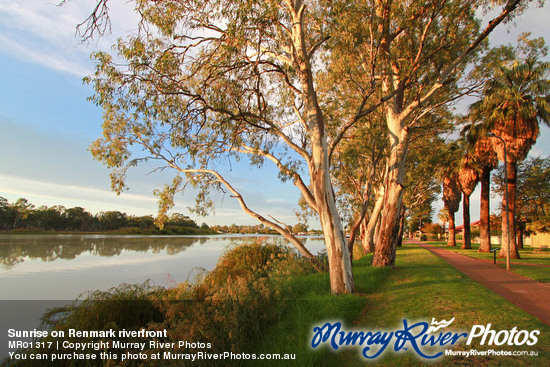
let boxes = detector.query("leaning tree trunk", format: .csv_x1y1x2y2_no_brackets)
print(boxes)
478,166,492,252
347,215,363,264
362,193,384,253
373,211,382,247
310,136,355,293
447,210,457,247
360,220,370,253
499,160,520,259
373,122,409,267
461,194,472,249
291,0,354,293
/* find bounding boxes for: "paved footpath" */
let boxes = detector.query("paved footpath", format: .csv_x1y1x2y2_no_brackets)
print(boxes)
414,242,550,326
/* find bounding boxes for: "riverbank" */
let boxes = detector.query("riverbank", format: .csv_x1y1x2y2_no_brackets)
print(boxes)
0,227,216,236
3,243,549,366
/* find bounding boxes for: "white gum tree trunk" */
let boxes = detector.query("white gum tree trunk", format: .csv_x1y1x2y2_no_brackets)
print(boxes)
362,190,384,253
373,112,410,267
290,1,354,293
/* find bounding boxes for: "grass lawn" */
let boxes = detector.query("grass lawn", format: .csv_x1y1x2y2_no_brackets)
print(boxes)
255,245,550,366
250,253,391,366
427,241,550,284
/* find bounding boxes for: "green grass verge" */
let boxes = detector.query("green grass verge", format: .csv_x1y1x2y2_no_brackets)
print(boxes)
250,253,391,366
427,241,550,283
256,245,550,366
509,264,550,284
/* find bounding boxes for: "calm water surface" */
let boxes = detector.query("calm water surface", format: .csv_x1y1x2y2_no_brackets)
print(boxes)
0,234,326,300
0,234,329,358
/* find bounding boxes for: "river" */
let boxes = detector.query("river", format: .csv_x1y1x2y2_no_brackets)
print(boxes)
0,234,326,300
0,234,326,359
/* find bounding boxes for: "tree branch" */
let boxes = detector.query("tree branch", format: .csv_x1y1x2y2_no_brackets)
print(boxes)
174,167,316,260
400,0,522,119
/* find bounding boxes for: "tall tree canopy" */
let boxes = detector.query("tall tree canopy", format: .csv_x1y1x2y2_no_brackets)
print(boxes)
80,0,541,292
88,0,384,293
351,0,535,266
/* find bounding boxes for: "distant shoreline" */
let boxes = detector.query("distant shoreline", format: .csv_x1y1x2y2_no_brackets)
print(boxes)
0,229,216,236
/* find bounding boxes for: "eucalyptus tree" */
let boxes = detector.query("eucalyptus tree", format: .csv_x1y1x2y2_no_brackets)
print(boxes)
75,0,539,290
331,112,387,259
518,157,550,235
10,198,34,229
401,133,447,242
360,187,384,253
0,197,12,231
83,0,399,294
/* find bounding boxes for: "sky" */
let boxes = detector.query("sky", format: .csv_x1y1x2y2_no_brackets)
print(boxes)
0,1,549,228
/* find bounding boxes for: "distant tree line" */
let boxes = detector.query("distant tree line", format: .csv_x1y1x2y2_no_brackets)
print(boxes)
0,197,212,234
209,223,318,235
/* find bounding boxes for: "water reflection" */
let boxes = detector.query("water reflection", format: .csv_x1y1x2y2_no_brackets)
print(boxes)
0,234,325,300
0,235,209,269
0,235,324,270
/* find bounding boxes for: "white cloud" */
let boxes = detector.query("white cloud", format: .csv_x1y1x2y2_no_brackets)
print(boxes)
0,33,89,76
0,0,139,76
0,174,158,215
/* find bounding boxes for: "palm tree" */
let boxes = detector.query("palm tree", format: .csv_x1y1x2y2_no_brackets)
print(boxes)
442,175,461,247
463,125,499,253
473,58,550,259
474,137,499,252
457,154,481,249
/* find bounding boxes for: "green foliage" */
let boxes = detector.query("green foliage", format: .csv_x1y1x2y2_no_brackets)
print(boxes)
42,282,166,335
403,136,448,230
493,156,550,232
423,223,443,240
83,0,528,239
86,0,323,218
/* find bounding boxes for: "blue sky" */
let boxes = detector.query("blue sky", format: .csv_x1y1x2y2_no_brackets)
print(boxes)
0,1,549,228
